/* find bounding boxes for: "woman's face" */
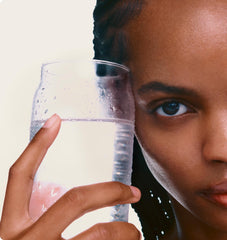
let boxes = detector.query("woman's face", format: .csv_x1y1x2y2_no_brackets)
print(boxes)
127,0,227,231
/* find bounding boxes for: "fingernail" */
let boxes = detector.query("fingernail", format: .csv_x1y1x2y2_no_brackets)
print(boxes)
139,231,143,240
43,114,59,128
130,186,141,198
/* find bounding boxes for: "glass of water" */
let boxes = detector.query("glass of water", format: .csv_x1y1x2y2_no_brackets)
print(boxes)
29,59,135,237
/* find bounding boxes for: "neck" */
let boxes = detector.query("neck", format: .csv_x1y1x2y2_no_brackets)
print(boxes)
170,197,227,240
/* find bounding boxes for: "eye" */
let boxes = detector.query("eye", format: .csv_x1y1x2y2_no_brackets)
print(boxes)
156,101,188,117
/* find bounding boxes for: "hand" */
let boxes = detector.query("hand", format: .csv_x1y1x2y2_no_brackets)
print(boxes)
0,114,141,240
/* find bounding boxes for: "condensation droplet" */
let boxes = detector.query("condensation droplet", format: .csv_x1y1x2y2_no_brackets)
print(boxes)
51,188,58,197
41,204,47,213
38,182,42,190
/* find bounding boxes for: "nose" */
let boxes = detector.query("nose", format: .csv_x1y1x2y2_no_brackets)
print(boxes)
202,113,227,164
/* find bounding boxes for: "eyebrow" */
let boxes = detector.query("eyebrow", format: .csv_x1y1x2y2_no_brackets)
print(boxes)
137,81,199,97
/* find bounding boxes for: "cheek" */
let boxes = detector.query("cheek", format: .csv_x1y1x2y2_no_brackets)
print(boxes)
135,107,202,198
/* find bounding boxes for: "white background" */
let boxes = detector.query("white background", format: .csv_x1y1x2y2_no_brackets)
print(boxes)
0,0,142,237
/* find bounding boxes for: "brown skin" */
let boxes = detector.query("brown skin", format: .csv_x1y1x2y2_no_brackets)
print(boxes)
0,115,141,240
126,0,227,239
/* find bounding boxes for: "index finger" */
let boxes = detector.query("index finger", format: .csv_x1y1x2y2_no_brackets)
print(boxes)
33,182,141,239
1,114,61,226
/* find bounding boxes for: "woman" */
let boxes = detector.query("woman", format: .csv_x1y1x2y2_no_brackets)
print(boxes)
1,0,227,239
94,0,227,239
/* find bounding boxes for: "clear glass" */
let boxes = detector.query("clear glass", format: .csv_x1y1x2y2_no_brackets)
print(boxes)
29,59,135,237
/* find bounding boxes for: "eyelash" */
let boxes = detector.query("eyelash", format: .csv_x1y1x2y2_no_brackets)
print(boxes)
148,99,194,118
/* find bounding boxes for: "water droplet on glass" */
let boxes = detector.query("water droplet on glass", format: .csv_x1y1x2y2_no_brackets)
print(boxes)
51,188,58,197
44,109,48,114
110,106,117,112
41,204,47,213
38,182,42,190
100,90,105,97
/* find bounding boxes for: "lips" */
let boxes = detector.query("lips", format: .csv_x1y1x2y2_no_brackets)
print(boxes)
200,180,227,208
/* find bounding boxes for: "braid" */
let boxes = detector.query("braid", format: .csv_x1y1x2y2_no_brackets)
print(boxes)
93,1,175,239
132,138,175,240
93,0,143,63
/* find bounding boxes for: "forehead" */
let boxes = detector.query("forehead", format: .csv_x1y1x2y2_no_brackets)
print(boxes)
126,0,227,86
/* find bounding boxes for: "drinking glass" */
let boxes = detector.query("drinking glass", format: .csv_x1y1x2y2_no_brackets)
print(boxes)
29,59,135,237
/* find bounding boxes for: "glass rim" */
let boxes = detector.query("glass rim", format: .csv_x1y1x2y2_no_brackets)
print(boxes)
41,59,130,73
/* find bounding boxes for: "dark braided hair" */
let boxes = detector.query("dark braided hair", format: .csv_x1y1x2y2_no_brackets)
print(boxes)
93,0,143,63
93,1,175,239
